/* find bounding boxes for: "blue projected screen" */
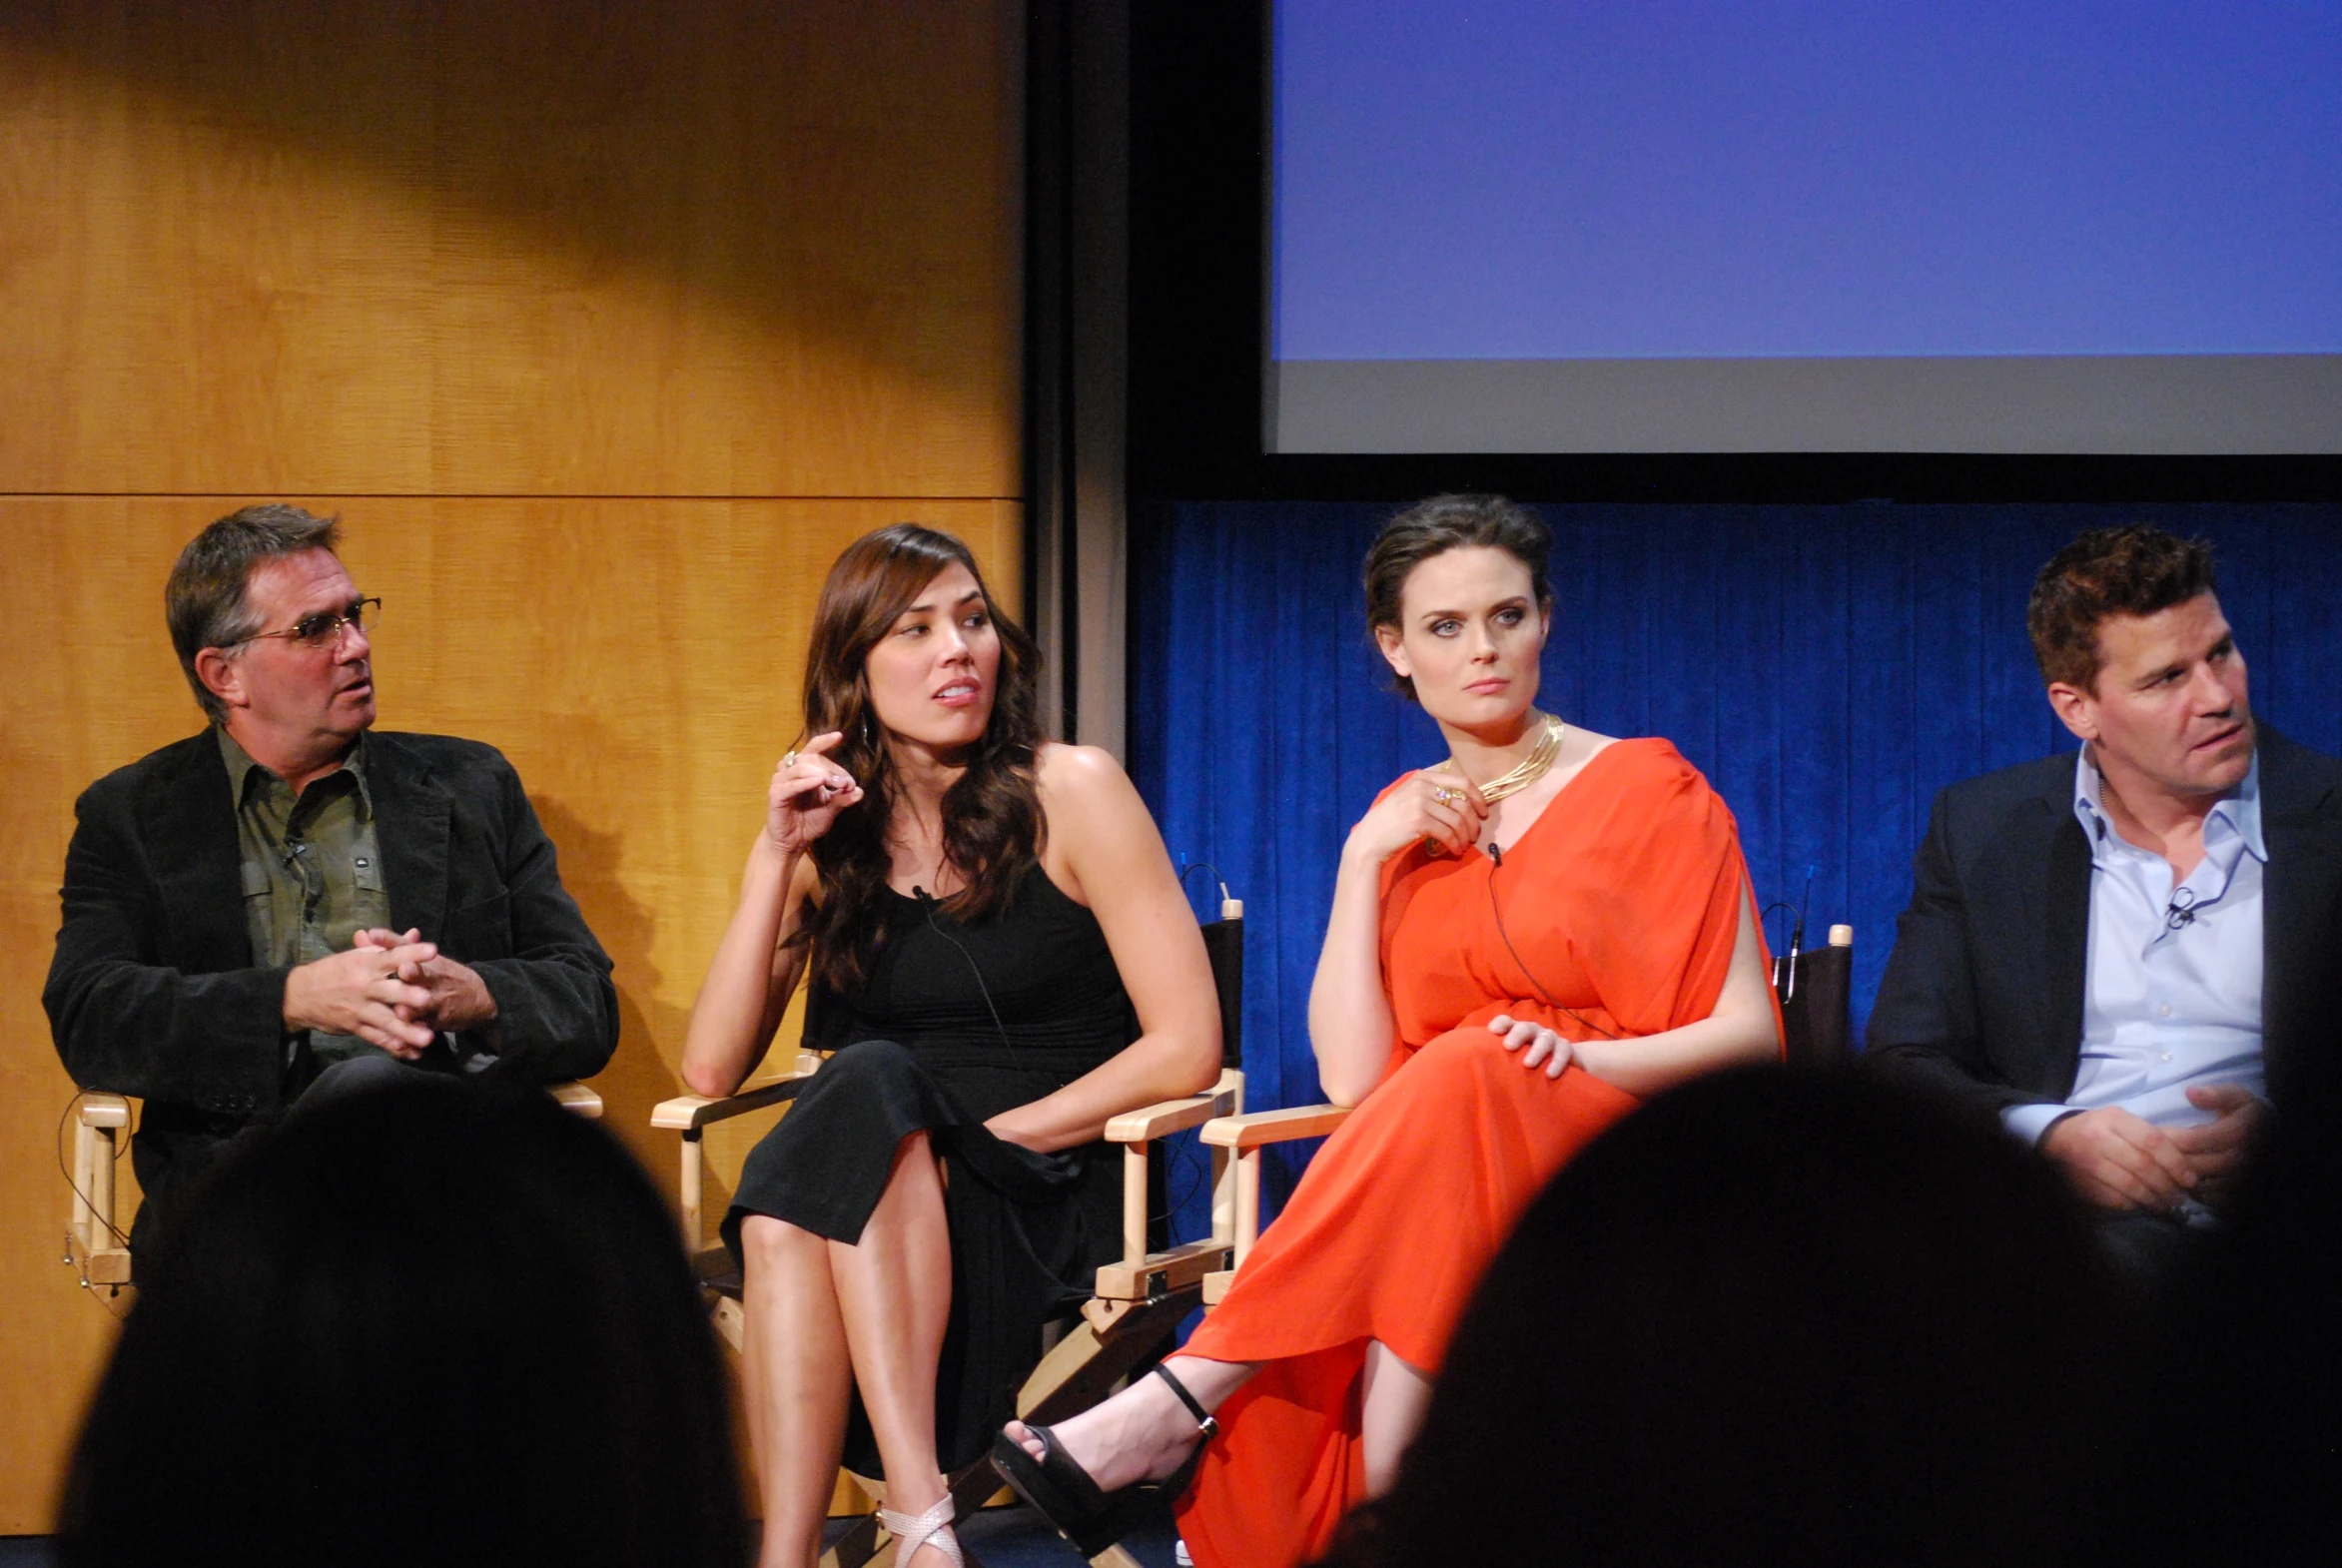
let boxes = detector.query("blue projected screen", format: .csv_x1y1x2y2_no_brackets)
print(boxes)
1268,1,2342,453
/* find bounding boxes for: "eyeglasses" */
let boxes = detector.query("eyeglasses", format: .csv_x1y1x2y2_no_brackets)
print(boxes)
225,597,383,651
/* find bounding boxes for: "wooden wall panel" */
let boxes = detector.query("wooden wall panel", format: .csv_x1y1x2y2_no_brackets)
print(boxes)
0,1,1022,498
0,0,1025,1533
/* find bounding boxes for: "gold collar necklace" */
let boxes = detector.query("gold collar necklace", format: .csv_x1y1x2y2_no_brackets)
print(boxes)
1450,714,1566,804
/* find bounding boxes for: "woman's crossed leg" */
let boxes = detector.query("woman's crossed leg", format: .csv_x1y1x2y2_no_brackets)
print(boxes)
740,1131,956,1568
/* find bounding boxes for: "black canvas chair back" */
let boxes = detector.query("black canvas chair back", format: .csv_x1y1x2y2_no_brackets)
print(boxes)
1200,912,1243,1069
1777,925,1854,1069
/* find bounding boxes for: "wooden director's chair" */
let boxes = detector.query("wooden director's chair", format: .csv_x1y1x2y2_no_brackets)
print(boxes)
65,1080,605,1298
1190,922,1857,1306
650,894,1250,1568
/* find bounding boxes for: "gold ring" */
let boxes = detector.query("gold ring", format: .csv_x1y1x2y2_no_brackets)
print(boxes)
1431,786,1457,805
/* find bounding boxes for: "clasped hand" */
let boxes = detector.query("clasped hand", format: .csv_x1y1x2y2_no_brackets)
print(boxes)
2039,1085,2264,1213
765,731,867,857
282,927,496,1060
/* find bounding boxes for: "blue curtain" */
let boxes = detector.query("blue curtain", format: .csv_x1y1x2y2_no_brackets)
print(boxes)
1131,499,2342,1233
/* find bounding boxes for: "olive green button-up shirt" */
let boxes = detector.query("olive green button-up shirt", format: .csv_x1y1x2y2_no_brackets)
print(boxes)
217,726,392,1084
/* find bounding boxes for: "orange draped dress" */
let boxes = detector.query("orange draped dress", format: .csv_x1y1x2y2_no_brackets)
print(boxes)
1174,738,1771,1568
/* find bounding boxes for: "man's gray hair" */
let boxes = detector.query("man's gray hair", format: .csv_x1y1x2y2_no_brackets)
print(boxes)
165,505,344,722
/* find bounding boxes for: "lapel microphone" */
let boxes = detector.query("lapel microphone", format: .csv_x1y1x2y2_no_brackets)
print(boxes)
2164,887,2199,931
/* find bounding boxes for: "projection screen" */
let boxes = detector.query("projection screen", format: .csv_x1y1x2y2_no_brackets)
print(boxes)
1268,1,2342,454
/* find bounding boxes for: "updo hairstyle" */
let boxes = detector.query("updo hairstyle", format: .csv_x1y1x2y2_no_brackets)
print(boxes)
1362,494,1554,703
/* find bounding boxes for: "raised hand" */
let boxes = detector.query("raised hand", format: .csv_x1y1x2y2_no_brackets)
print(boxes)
1346,766,1488,864
765,731,865,858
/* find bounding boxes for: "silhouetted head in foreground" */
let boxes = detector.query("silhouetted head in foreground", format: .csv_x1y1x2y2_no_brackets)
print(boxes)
59,1078,742,1568
1320,1066,2133,1568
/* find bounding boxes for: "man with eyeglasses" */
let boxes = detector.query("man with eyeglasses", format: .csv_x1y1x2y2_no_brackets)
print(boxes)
45,505,619,1245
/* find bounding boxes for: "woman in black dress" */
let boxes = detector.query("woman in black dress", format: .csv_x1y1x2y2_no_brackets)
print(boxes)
681,524,1220,1568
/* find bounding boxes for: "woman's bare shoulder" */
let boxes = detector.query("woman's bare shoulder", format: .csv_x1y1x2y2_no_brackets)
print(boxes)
1034,740,1127,793
1033,742,1146,837
1561,725,1626,772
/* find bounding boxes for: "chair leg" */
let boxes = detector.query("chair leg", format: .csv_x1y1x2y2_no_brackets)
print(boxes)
1021,1288,1202,1426
711,1293,746,1354
822,1511,881,1568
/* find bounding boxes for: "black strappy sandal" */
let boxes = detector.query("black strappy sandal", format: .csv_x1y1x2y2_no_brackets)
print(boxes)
990,1363,1218,1558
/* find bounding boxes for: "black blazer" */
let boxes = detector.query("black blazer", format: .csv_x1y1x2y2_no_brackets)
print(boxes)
45,730,619,1220
1864,726,2342,1127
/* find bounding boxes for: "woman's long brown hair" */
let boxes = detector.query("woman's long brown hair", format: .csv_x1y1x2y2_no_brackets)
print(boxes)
790,523,1046,998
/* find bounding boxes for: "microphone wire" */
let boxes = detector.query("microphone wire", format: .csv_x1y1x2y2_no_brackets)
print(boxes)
915,885,1208,1230
913,887,1016,1061
1485,843,1617,1041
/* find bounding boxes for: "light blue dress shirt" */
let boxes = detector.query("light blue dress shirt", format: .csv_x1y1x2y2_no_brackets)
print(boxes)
2002,750,2266,1165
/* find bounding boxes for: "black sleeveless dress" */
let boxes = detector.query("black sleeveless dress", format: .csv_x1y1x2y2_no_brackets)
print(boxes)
723,863,1138,1475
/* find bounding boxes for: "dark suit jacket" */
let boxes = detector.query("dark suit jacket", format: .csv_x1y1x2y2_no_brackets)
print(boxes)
1865,727,2342,1129
45,730,619,1227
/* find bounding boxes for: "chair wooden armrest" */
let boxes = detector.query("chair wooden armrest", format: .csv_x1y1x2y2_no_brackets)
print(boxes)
69,1094,134,1290
78,1093,131,1130
649,1075,812,1132
1193,1101,1355,1306
546,1081,603,1119
1197,1102,1352,1149
651,1054,826,1250
1104,1066,1245,1143
1086,1069,1245,1317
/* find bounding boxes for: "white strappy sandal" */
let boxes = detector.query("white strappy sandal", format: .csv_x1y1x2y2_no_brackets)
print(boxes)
877,1493,964,1567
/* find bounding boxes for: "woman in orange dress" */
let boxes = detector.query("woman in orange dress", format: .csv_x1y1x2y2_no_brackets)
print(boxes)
996,494,1783,1566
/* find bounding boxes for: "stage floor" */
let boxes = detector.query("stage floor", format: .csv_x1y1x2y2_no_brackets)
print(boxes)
0,1502,1185,1567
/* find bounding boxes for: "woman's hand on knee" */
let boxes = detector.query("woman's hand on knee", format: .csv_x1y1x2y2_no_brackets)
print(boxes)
1489,1014,1572,1080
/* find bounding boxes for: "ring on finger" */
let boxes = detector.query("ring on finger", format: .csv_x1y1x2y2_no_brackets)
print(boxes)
1430,785,1457,805
781,750,798,768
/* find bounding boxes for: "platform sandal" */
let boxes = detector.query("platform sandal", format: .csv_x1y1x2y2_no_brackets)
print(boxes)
990,1363,1217,1559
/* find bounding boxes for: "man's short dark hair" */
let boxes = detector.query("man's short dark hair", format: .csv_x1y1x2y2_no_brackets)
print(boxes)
2025,525,2219,692
165,505,343,722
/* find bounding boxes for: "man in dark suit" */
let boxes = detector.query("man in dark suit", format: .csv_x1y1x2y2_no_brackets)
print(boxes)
45,505,619,1244
1867,525,2342,1246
